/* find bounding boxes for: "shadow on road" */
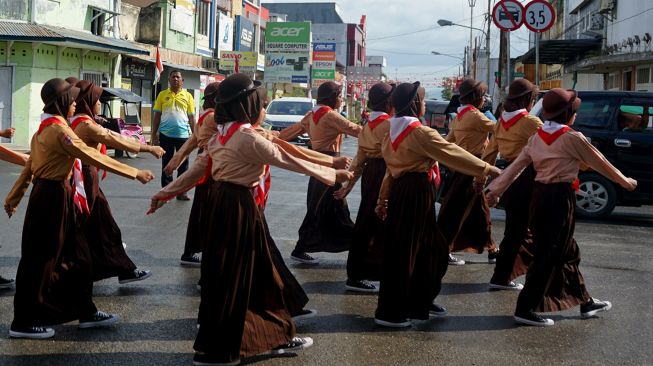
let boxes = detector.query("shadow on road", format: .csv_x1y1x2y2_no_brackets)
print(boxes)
0,352,190,366
577,212,653,227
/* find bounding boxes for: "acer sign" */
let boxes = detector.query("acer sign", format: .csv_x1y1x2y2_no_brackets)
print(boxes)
265,22,311,52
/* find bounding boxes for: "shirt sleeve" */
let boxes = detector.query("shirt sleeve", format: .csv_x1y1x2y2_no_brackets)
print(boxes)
446,119,457,143
479,112,496,132
186,92,196,115
153,92,164,112
344,146,366,190
4,156,33,208
481,123,500,165
154,151,208,200
79,122,142,153
278,121,306,141
331,112,362,137
271,137,334,167
378,169,395,202
171,134,199,166
0,145,29,166
486,137,534,196
567,132,631,187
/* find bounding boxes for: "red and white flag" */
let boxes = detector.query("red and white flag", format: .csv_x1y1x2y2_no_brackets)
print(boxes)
154,45,163,85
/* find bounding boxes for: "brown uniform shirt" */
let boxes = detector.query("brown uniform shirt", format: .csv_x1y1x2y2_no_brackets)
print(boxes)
447,106,495,157
487,129,631,196
482,110,543,164
345,112,391,189
282,109,361,153
71,114,141,153
5,115,138,208
380,125,492,201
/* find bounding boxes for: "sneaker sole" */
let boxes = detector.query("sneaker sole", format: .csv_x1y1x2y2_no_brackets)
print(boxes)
118,271,153,284
193,359,240,366
489,283,524,291
345,284,379,293
292,309,317,321
448,260,465,266
581,301,612,318
429,310,448,317
513,315,554,327
9,329,55,339
270,337,314,355
290,256,319,265
79,315,120,329
374,318,412,328
180,261,202,267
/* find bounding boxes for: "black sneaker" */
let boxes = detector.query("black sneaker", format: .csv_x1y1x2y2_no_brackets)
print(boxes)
488,250,499,264
292,308,317,321
345,279,379,293
192,352,240,366
0,275,15,290
181,253,201,267
9,326,55,339
514,311,554,327
78,311,119,329
448,254,465,265
429,303,448,317
270,336,314,354
581,298,612,318
374,317,412,328
290,250,319,265
489,281,524,291
118,269,152,284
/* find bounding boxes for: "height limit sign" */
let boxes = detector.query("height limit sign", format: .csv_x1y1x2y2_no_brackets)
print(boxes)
492,0,524,32
524,0,556,33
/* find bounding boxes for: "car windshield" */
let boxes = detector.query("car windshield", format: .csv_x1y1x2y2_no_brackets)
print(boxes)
267,101,312,116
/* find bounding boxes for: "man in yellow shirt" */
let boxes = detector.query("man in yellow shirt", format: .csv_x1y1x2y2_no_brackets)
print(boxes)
151,70,196,197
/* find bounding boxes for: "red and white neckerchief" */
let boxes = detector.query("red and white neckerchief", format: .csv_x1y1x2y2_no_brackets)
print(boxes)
537,121,579,191
72,158,90,214
37,114,66,134
70,114,108,179
311,105,332,124
389,116,422,151
367,111,390,130
197,108,214,127
252,165,271,210
499,109,528,131
216,121,251,145
456,105,476,120
428,162,441,188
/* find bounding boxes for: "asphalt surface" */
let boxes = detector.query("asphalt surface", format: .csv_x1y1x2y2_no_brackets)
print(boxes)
0,137,652,366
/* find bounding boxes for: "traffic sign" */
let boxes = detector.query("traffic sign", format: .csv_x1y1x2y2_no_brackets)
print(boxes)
524,0,556,33
492,0,524,32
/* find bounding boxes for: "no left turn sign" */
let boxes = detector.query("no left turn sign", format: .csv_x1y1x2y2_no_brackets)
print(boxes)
492,0,524,32
524,0,556,33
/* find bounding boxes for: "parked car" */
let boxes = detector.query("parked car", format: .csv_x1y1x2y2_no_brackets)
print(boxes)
531,91,653,218
424,99,449,134
265,97,314,145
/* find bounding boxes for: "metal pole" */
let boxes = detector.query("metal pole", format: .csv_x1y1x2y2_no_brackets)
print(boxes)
486,0,491,89
506,31,511,87
469,4,474,77
535,33,540,85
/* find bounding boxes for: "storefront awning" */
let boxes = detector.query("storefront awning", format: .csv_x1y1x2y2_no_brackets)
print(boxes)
0,22,149,55
569,51,653,73
518,39,602,65
162,61,215,74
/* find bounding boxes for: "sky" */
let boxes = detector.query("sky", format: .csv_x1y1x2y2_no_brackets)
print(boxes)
265,0,534,95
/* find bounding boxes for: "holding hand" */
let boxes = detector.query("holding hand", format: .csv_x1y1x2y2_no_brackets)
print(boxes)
332,156,352,169
0,128,15,138
4,203,16,218
375,201,388,220
146,145,165,159
487,166,502,178
335,169,354,183
136,170,155,184
333,183,352,200
624,178,638,191
485,190,500,208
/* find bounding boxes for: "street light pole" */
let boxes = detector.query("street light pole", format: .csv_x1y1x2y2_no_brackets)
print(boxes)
469,0,476,77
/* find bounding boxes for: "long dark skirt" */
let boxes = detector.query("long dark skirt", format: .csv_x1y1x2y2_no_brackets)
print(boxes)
491,164,536,284
12,179,97,328
347,157,386,281
195,181,294,362
376,173,449,321
80,165,137,281
515,182,591,314
437,170,496,254
182,179,210,255
295,152,354,253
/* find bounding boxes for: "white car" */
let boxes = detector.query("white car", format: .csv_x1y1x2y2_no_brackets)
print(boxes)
265,97,314,144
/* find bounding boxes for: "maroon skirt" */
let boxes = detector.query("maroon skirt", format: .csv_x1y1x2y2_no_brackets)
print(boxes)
182,178,210,255
347,157,386,281
12,179,96,328
195,180,294,363
491,163,536,284
437,170,496,254
515,182,591,314
80,165,137,281
376,172,449,321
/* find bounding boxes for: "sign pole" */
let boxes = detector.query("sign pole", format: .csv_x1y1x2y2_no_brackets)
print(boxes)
535,33,540,85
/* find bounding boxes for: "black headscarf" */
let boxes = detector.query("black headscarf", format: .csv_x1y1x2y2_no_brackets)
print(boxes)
202,82,220,110
41,78,80,117
392,82,425,118
74,80,103,118
214,74,265,124
316,81,341,109
367,82,396,112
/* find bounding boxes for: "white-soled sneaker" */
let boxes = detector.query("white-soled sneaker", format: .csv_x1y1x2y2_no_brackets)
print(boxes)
9,326,55,339
78,311,119,329
489,281,524,291
448,254,465,266
581,298,612,318
514,311,554,327
429,303,448,317
271,336,314,354
374,317,412,328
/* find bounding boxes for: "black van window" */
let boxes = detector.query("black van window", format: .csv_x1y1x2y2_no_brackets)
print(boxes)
574,96,619,128
618,102,653,132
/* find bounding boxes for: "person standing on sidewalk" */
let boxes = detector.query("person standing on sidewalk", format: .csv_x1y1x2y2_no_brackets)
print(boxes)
151,70,196,200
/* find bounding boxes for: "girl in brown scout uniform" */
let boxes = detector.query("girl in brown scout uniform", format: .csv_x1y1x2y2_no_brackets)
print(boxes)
284,81,362,264
160,81,221,267
486,88,637,326
3,78,155,339
481,79,543,291
71,80,164,284
334,82,395,293
374,82,501,328
438,78,498,265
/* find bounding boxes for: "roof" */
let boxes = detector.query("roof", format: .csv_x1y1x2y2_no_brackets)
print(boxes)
162,61,215,74
101,88,146,103
262,3,344,24
0,22,149,55
517,39,601,65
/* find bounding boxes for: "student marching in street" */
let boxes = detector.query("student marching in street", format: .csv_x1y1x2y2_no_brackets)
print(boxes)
285,81,362,264
374,82,501,328
437,78,498,265
481,79,543,291
3,78,155,339
486,88,637,327
334,82,395,293
71,80,164,284
160,81,221,267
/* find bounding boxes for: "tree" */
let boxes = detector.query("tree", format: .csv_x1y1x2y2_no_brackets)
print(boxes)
440,76,456,101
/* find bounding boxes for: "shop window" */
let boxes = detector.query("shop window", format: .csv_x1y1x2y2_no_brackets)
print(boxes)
637,68,651,84
197,0,210,36
91,9,105,36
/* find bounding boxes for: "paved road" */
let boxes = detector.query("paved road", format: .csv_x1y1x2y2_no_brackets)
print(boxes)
1,138,652,365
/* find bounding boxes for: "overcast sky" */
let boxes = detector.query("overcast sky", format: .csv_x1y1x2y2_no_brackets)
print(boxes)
265,0,533,89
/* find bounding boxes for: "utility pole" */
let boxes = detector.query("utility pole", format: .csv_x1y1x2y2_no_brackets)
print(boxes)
486,0,491,91
498,30,508,103
468,0,477,77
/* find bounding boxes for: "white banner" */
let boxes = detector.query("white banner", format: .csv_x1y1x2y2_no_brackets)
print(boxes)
218,13,234,53
264,52,311,84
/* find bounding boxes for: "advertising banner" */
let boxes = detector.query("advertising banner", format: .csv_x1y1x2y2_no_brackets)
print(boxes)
219,51,258,71
264,52,311,83
236,16,255,52
265,22,311,52
217,12,233,53
170,0,195,36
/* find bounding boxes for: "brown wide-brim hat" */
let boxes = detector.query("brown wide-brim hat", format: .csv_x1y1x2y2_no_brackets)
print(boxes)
391,81,421,113
541,88,581,120
215,74,262,105
459,78,487,100
506,78,536,100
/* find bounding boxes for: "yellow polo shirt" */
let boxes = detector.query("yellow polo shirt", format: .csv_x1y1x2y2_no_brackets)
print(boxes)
153,88,195,138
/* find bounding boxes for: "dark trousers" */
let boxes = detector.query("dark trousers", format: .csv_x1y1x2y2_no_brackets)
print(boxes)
160,132,189,187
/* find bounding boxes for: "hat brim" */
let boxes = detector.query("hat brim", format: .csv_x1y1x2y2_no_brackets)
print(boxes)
541,91,581,120
215,80,262,105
